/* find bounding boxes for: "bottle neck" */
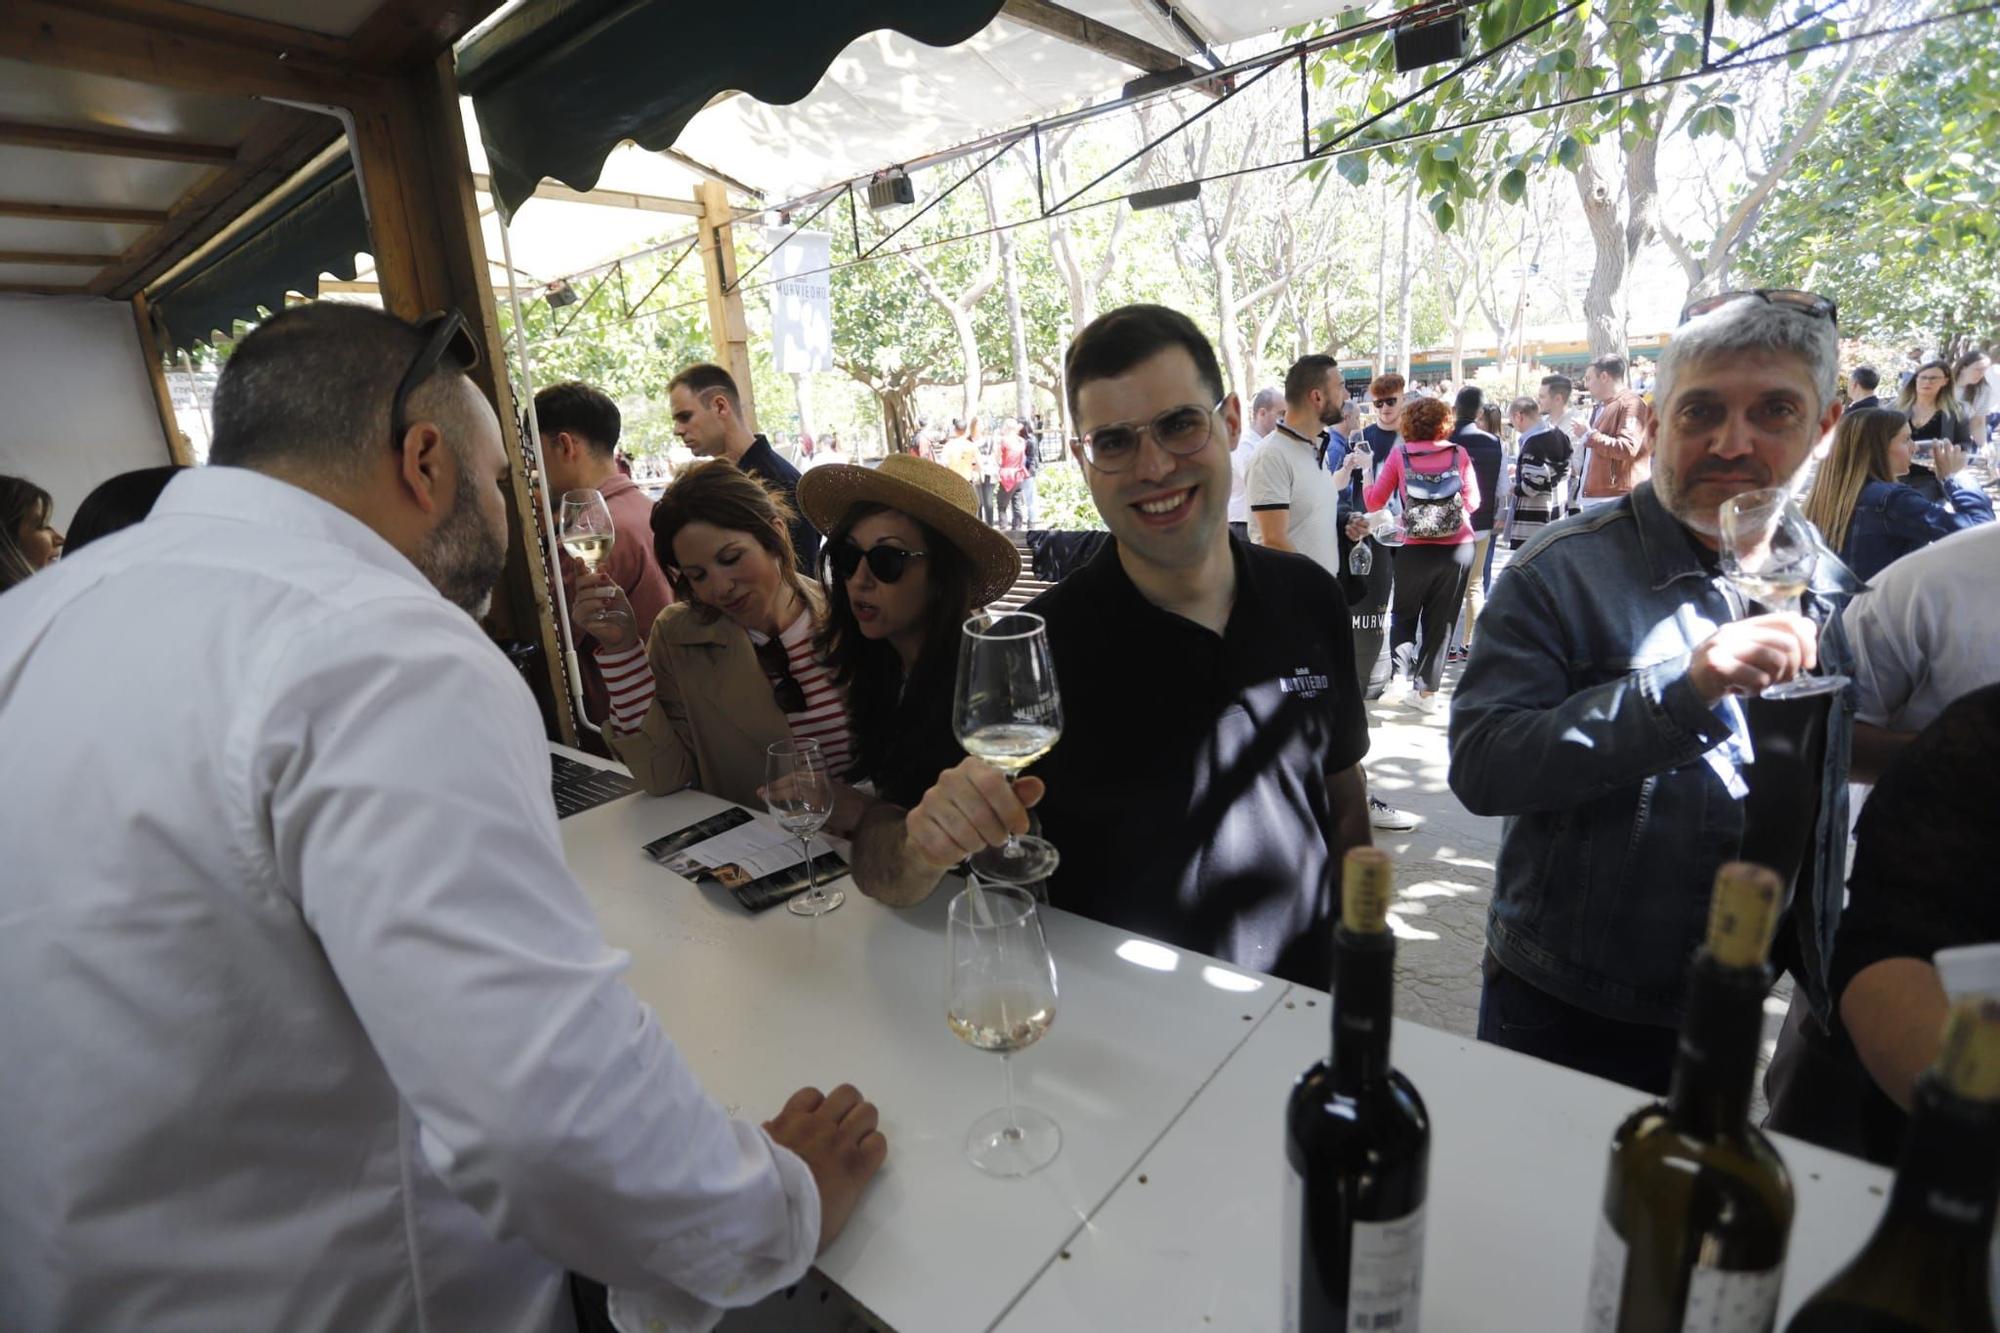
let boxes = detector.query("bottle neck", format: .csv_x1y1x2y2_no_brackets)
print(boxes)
1882,1075,2000,1238
1665,958,1766,1138
1330,926,1395,1093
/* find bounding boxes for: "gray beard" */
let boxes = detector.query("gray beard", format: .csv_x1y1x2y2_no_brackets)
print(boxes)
414,462,506,618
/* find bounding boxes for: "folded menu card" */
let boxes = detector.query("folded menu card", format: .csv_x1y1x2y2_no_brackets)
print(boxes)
643,808,849,913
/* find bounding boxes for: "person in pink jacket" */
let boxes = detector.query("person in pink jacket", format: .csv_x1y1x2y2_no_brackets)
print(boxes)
1363,394,1482,712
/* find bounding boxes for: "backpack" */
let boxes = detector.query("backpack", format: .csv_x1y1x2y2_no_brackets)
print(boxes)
1397,444,1468,539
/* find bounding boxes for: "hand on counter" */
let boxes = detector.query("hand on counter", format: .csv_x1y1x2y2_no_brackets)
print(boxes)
764,1083,889,1254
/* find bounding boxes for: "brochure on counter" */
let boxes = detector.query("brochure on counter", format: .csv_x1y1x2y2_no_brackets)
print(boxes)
643,808,848,913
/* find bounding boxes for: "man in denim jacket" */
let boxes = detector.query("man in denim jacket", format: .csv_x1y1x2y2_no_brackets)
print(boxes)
1449,294,1853,1095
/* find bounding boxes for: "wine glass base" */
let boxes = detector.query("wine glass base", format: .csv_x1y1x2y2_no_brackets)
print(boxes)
968,836,1060,887
787,888,845,917
966,1104,1060,1178
1761,673,1850,700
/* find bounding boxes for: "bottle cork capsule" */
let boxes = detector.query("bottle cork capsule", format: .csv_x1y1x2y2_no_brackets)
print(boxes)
1705,862,1783,969
1341,848,1394,934
1937,998,2000,1103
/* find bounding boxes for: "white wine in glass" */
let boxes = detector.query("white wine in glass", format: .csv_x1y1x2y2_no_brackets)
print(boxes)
947,883,1060,1177
954,612,1063,886
1716,488,1850,701
558,490,618,622
765,738,842,918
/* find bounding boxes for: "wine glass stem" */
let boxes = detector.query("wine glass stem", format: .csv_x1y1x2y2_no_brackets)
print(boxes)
1000,1051,1021,1142
800,832,817,904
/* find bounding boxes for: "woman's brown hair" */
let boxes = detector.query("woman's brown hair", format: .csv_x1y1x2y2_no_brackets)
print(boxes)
1802,407,1908,554
0,474,54,593
1400,396,1452,443
649,461,810,619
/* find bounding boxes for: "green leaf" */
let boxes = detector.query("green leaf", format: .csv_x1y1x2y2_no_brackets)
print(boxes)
1432,142,1457,162
1557,135,1582,169
1499,167,1528,204
1435,200,1456,232
1336,153,1370,187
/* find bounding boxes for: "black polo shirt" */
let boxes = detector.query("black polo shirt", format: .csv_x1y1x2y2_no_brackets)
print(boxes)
1024,536,1370,986
737,434,820,570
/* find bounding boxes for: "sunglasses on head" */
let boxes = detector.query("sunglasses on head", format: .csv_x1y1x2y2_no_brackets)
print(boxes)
753,637,807,713
1373,396,1400,409
389,309,478,452
1678,288,1839,328
830,541,928,584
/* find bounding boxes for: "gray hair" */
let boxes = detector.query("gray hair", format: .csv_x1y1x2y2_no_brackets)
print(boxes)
1657,298,1839,415
1250,387,1285,415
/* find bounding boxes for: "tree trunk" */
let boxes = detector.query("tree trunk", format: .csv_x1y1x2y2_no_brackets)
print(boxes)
1396,185,1415,376
1573,143,1627,358
997,221,1035,422
1374,179,1389,376
790,371,814,443
879,382,917,454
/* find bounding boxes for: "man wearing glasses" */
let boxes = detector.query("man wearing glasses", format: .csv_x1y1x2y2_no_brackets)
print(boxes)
859,305,1374,989
0,303,884,1329
1449,290,1858,1098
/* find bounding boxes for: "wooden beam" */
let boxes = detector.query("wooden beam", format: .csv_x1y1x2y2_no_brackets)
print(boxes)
471,173,706,218
59,0,356,61
0,119,238,166
98,109,340,299
2,1,388,105
1000,0,1191,74
0,282,90,295
350,54,576,746
130,291,193,466
0,249,118,266
697,179,758,432
0,200,167,226
348,0,506,67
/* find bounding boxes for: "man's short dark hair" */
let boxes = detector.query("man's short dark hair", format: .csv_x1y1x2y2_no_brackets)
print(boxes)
667,363,741,413
1284,354,1340,408
1851,365,1880,392
533,382,620,454
1589,354,1626,380
1509,395,1539,420
1540,373,1574,402
209,302,470,483
1065,304,1225,421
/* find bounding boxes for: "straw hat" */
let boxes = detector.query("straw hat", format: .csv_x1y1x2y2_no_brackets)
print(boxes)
796,454,1022,608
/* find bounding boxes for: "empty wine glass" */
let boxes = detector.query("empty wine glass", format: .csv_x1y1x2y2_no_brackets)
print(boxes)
954,612,1062,887
559,489,617,620
1716,488,1850,700
947,883,1060,1177
765,738,842,917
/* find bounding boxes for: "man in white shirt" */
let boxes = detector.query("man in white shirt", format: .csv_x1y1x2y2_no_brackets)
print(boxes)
0,303,884,1333
1844,520,2000,782
1247,355,1367,574
1228,386,1282,540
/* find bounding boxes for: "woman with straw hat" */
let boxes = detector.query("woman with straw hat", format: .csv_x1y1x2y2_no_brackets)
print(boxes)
796,454,1021,813
582,462,860,823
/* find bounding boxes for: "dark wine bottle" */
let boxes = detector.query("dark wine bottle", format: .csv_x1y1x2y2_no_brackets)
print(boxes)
1285,847,1430,1332
1586,862,1794,1333
1783,997,2000,1333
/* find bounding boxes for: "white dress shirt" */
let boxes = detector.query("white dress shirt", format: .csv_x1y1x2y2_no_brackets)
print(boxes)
1843,520,2000,734
0,467,816,1333
1228,428,1264,524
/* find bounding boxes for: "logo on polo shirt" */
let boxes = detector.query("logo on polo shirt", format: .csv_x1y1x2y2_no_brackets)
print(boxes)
1279,666,1330,698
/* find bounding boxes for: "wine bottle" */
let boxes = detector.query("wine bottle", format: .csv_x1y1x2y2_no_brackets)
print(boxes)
1586,862,1793,1333
1284,847,1430,1332
1783,998,2000,1333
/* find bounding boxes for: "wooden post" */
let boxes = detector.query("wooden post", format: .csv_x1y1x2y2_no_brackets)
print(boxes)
130,292,192,466
697,179,757,429
348,55,576,745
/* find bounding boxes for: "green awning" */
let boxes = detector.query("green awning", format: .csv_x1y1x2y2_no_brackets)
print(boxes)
150,156,369,354
458,0,1006,222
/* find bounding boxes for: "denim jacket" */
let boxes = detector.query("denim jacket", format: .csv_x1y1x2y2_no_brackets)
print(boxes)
1448,483,1856,1028
1839,476,1994,583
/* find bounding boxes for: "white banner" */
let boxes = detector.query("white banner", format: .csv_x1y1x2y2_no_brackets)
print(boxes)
767,229,832,374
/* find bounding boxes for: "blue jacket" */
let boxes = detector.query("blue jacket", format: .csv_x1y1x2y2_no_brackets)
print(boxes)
1449,483,1856,1028
1839,476,1994,582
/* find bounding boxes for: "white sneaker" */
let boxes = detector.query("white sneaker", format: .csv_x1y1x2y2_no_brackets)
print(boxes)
1380,674,1411,705
1412,690,1440,716
1368,796,1419,831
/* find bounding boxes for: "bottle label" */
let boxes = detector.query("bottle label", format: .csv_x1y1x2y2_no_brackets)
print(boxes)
1679,1262,1782,1332
1346,1203,1424,1330
1583,1213,1627,1333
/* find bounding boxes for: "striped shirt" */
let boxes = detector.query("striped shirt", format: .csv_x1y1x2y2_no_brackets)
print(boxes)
595,643,653,734
748,609,854,779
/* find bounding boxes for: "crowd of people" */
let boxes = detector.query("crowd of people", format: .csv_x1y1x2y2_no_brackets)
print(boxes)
0,290,1996,1325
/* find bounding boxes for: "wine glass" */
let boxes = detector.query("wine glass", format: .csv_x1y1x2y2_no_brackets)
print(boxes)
765,739,843,917
1716,488,1850,700
954,612,1063,886
559,490,617,620
946,883,1060,1177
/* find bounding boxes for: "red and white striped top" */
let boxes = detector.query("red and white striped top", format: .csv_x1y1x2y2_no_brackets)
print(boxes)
750,609,854,779
595,643,654,734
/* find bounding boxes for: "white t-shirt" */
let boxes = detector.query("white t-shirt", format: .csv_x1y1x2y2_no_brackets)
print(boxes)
1228,428,1265,523
1246,424,1344,576
1844,521,2000,734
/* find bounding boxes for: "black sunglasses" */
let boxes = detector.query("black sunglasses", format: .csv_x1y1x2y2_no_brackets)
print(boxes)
830,541,929,584
753,637,807,713
1678,288,1839,328
1373,396,1400,409
388,309,480,452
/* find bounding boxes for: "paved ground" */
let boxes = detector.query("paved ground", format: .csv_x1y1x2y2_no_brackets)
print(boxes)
1359,665,1496,1039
